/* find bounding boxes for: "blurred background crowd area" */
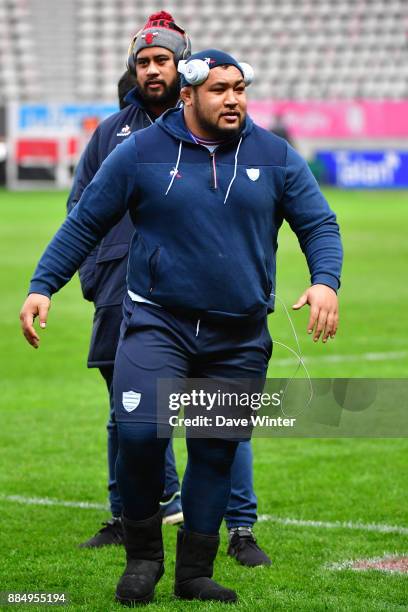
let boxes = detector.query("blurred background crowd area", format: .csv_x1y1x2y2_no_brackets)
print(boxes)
0,0,407,189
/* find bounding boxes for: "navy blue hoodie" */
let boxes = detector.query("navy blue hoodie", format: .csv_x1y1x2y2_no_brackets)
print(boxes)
65,88,155,366
30,107,342,320
67,88,154,307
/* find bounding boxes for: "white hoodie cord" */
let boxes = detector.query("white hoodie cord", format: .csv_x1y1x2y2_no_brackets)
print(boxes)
195,319,201,337
165,140,183,196
224,137,242,204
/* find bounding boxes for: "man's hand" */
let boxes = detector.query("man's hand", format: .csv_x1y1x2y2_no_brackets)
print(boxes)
292,284,338,343
19,293,51,348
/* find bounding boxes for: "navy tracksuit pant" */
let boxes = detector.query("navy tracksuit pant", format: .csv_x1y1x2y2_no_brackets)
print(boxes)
100,366,180,517
112,296,271,534
101,364,258,526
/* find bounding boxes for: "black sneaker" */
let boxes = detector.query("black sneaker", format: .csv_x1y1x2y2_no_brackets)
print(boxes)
79,517,123,548
227,527,272,567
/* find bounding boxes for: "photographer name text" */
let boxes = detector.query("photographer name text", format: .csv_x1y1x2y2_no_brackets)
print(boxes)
168,415,296,428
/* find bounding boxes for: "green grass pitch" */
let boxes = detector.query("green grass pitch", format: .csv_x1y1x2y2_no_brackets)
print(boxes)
0,188,407,610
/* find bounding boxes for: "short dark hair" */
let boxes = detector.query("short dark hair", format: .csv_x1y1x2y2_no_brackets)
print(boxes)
118,71,137,110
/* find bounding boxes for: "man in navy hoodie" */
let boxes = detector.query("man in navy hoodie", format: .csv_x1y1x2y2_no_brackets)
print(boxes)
20,49,342,605
65,13,270,566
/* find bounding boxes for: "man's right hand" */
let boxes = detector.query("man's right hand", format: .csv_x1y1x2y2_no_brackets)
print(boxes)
19,294,51,348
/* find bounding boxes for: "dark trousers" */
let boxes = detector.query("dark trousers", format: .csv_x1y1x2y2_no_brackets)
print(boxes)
111,297,271,533
99,366,180,517
99,367,257,527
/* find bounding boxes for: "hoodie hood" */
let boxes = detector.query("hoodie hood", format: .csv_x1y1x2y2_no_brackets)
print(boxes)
124,86,164,126
156,106,254,144
123,86,155,114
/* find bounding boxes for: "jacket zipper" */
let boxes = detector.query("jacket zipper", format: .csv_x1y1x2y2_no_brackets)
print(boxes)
209,152,217,190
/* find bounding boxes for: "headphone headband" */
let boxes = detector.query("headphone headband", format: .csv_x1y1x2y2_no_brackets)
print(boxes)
178,59,254,87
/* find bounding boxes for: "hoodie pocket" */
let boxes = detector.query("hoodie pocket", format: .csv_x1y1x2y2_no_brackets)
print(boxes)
262,256,272,297
128,233,150,293
149,247,161,294
96,242,129,264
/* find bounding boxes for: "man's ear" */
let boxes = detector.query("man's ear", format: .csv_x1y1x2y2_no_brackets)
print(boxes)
180,85,193,107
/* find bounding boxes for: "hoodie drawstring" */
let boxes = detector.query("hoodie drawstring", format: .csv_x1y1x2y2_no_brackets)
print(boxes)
165,140,183,196
224,136,242,204
196,319,201,337
144,112,154,126
165,136,242,203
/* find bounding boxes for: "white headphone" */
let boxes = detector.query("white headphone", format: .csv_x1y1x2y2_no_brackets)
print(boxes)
178,59,254,86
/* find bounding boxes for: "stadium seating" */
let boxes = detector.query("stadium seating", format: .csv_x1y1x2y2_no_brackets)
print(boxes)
0,0,407,102
0,0,42,101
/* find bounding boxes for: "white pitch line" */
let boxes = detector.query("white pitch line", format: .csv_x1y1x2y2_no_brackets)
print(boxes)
272,350,408,367
1,494,407,536
258,514,408,536
0,494,107,511
328,553,408,574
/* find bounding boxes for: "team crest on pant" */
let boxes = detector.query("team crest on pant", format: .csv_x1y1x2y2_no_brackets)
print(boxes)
122,390,141,412
246,168,260,181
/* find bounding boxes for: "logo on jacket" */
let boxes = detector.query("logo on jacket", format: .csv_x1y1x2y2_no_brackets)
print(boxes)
170,167,182,179
122,390,141,412
246,168,260,181
117,124,131,137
